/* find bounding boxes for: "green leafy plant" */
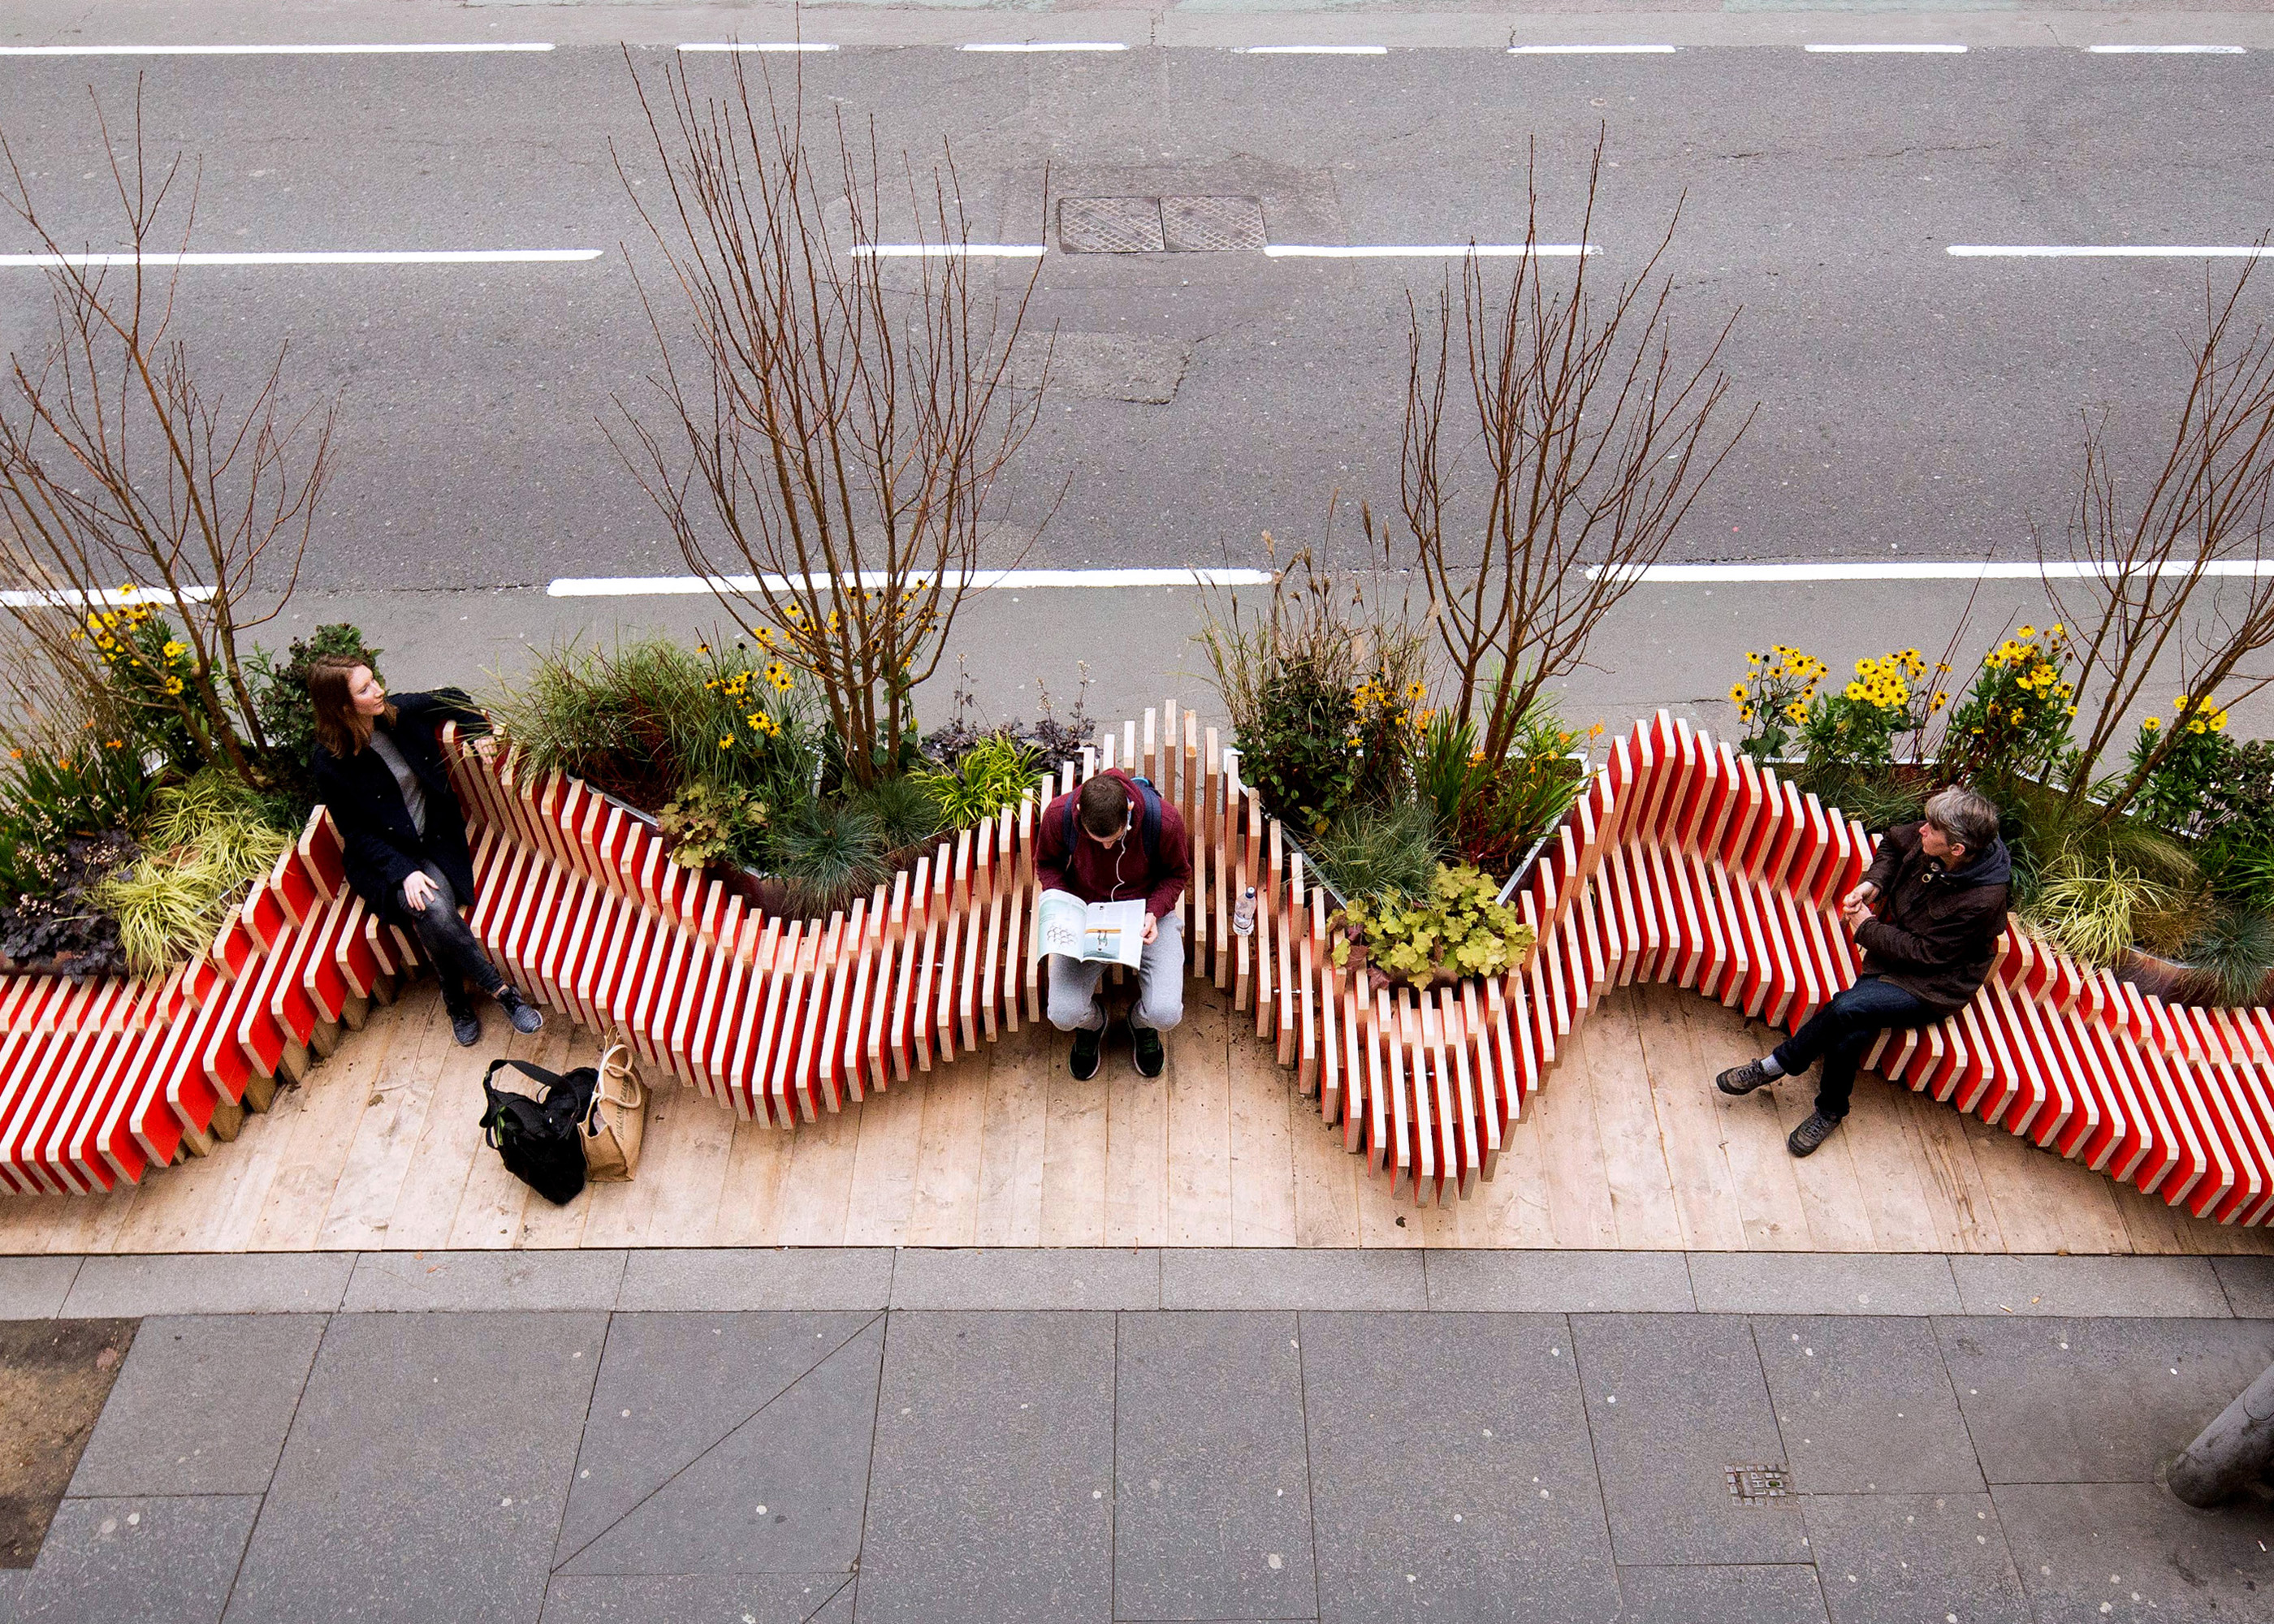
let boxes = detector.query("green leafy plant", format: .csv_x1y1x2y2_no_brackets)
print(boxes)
854,771,944,856
658,780,768,870
1438,699,1593,875
2020,846,2195,969
1799,649,1943,780
1329,863,1537,986
1308,799,1441,907
1939,624,2077,789
89,771,293,978
1729,645,1828,764
772,800,889,918
918,732,1042,829
1239,659,1360,838
2128,694,2233,838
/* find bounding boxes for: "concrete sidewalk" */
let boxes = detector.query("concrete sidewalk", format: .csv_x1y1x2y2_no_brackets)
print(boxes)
2,1248,2271,1622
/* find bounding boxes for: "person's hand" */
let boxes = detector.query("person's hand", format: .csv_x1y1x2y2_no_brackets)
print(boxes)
1841,896,1871,933
1143,912,1160,945
401,870,438,914
1842,881,1878,912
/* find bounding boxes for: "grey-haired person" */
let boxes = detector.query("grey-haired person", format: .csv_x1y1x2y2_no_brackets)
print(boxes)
1716,786,2011,1156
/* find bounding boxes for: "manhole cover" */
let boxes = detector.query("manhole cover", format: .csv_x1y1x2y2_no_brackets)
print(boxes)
1057,197,1165,253
1161,195,1267,252
1726,1464,1791,1505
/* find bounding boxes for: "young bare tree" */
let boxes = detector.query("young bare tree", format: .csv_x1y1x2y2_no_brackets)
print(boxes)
2046,253,2274,827
0,88,334,792
609,50,1051,789
1368,137,1753,765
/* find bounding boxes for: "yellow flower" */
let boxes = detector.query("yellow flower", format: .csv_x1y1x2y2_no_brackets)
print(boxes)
163,676,184,694
2018,624,2035,638
161,639,184,659
1729,683,1748,705
1844,682,1865,702
764,661,792,692
718,736,734,749
1783,701,1808,726
2142,715,2161,732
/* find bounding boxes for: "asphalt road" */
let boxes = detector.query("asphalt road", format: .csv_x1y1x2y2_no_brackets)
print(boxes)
2,6,2273,730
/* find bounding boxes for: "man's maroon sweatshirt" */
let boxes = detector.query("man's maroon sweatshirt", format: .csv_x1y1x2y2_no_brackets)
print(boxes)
1035,768,1191,921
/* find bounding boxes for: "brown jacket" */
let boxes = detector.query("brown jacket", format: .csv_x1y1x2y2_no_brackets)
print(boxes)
1852,820,2012,1017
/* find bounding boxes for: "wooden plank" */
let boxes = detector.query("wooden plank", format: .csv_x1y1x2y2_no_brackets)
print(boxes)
1631,983,1750,1253
242,992,425,1250
842,1068,928,1246
382,1000,520,1251
1105,1036,1169,1246
1686,999,1815,1251
905,1061,987,1247
1227,1009,1298,1246
973,1034,1050,1248
772,1098,862,1246
1527,1015,1619,1248
1584,991,1685,1249
314,998,449,1249
1039,1043,1109,1246
636,1068,738,1247
1165,991,1234,1246
711,1115,793,1246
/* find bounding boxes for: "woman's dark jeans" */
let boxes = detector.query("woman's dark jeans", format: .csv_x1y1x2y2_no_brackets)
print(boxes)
390,862,506,1012
1770,974,1939,1120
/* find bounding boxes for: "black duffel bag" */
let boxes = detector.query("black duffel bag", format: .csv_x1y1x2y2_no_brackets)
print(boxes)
478,1058,598,1206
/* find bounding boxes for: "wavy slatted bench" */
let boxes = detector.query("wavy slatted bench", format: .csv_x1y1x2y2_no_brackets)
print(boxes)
3,704,2271,1233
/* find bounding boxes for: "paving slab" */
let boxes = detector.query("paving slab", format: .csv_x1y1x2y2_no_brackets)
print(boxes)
1616,1563,1830,1624
342,1249,627,1311
61,1253,350,1318
1690,1253,1961,1317
1424,1250,1695,1312
1301,1311,1620,1624
540,1572,855,1622
1935,1316,2274,1484
223,1311,604,1624
1114,1311,1316,1621
2211,1255,2274,1318
1753,1317,1982,1495
1993,1480,2274,1624
1572,1313,1810,1567
67,1314,326,1497
556,1310,881,1567
13,1495,260,1624
559,1317,882,1578
888,1247,1158,1310
1948,1255,2231,1318
858,1311,1116,1624
1801,1492,2030,1624
616,1248,893,1311
0,1257,78,1320
1160,1247,1423,1310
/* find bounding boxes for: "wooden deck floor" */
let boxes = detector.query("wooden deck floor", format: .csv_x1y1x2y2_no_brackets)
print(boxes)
4,978,2267,1256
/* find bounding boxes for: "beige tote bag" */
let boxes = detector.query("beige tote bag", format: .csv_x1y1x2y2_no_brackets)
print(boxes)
582,1030,648,1182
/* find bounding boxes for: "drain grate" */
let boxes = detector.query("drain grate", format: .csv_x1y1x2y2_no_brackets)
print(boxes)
1726,1465,1792,1505
1161,195,1268,252
1057,195,1268,253
1057,197,1165,254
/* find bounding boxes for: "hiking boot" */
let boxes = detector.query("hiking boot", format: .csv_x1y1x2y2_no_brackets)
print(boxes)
1787,1110,1842,1158
1070,1026,1102,1082
446,1001,482,1048
1717,1058,1775,1096
497,987,545,1035
1132,1026,1165,1079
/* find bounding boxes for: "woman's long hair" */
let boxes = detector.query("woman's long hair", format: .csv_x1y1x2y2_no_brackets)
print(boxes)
308,654,396,758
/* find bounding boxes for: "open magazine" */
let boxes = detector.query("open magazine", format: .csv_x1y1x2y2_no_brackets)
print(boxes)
1032,889,1147,968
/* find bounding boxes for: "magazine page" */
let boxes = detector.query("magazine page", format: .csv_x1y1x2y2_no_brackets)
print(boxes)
1033,890,1147,967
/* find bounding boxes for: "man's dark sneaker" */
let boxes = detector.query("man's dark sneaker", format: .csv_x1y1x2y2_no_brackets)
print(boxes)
447,1004,482,1048
1132,1026,1165,1079
1070,1026,1102,1082
1788,1111,1842,1158
1717,1058,1774,1096
497,987,545,1035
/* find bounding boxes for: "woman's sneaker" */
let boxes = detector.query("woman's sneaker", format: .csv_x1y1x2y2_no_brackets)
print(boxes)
496,987,545,1036
1788,1111,1842,1157
445,1000,482,1048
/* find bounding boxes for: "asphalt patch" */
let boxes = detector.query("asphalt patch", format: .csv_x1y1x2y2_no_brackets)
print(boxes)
0,1318,136,1567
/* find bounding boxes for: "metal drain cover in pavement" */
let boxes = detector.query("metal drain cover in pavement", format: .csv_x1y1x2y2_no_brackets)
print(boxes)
1057,197,1165,253
1726,1465,1792,1505
1161,195,1267,252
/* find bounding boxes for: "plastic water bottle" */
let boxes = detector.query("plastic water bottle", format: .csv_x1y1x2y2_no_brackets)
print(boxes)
1233,887,1257,938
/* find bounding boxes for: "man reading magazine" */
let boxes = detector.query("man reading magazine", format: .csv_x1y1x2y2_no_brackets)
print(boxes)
1035,769,1191,1080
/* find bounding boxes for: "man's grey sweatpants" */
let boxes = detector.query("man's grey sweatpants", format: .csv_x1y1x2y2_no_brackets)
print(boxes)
1045,911,1186,1034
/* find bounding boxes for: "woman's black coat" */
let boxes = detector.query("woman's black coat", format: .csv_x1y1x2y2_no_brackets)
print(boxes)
310,692,484,926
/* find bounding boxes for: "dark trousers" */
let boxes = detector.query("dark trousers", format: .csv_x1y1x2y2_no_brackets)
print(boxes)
1771,974,1938,1121
389,862,505,1012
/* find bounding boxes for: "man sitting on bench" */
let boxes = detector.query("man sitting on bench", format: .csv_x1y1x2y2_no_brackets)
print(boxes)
1037,769,1191,1082
1716,785,2011,1157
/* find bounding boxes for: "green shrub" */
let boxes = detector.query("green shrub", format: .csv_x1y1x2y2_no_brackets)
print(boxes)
658,780,768,870
855,771,945,854
1308,799,1440,906
89,771,292,978
1730,645,1828,764
772,800,888,918
1445,699,1591,874
1939,624,2076,789
1238,659,1360,837
918,733,1041,829
1330,863,1537,984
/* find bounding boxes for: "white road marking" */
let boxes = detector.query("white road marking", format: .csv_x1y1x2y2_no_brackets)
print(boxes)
1,585,214,608
1805,43,1968,54
0,42,554,55
1265,244,1598,257
677,42,837,54
1589,560,2274,582
1239,45,1390,55
1948,244,2274,258
850,244,1046,258
0,250,600,266
2087,44,2246,54
1508,45,1680,54
549,568,1276,598
960,42,1127,53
